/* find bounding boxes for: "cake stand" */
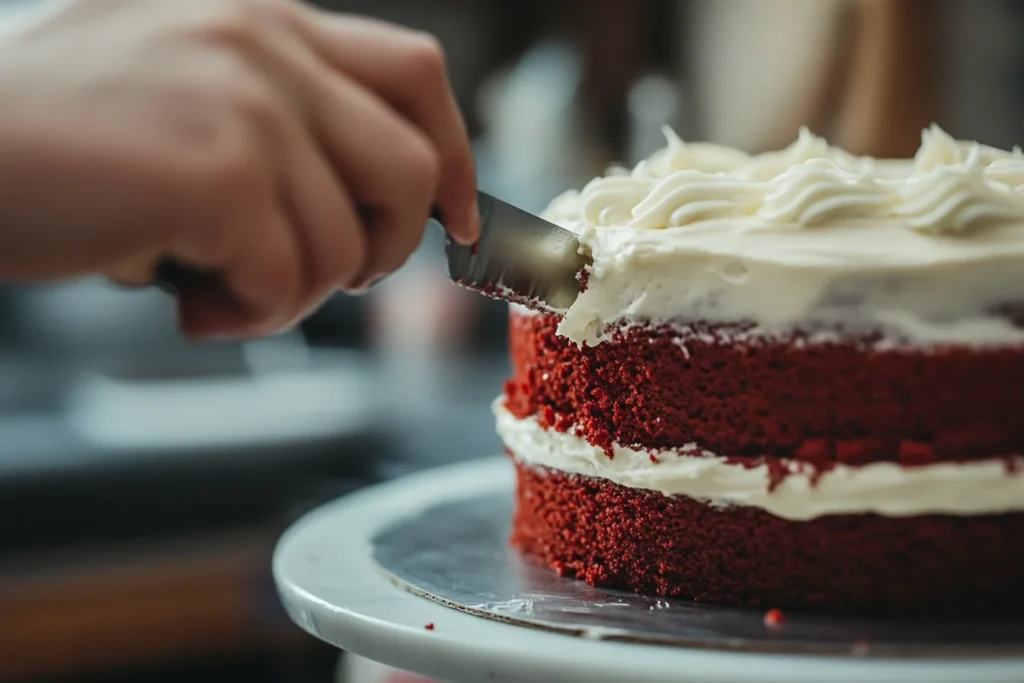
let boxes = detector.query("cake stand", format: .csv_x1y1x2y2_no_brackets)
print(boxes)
273,458,1024,683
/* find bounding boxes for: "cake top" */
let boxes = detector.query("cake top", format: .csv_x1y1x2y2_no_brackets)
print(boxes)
542,126,1024,347
547,125,1024,235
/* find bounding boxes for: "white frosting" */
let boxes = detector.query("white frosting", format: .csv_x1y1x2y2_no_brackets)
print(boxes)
495,401,1024,521
545,125,1024,346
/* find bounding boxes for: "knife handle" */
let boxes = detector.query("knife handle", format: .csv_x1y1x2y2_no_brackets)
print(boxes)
429,205,446,231
151,258,221,295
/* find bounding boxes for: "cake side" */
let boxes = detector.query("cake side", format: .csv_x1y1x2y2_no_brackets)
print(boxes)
506,310,1024,465
511,459,1024,616
501,308,1024,613
499,125,1024,616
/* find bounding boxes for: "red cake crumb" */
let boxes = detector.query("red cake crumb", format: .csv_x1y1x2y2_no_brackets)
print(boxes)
577,268,590,292
554,412,575,432
424,623,435,631
505,311,1024,468
510,459,1024,616
765,459,792,491
763,609,785,627
649,454,660,464
539,404,556,429
590,427,614,458
454,281,547,311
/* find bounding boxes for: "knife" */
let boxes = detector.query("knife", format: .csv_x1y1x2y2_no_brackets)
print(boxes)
441,192,590,312
151,192,590,313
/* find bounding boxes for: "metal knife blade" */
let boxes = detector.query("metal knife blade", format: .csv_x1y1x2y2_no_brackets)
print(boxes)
443,192,590,312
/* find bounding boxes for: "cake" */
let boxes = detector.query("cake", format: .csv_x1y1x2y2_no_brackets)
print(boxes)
497,126,1024,617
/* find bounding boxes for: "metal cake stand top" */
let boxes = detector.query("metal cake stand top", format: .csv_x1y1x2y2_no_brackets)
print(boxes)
273,457,1024,683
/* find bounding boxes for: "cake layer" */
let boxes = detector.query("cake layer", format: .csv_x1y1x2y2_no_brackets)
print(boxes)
511,459,1024,616
506,310,1024,463
495,402,1024,520
544,126,1024,347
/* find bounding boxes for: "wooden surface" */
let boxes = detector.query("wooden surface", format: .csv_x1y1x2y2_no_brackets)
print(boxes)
0,530,305,681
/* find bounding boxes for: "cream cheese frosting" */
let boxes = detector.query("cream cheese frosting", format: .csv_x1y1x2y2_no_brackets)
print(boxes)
495,401,1024,521
543,125,1024,347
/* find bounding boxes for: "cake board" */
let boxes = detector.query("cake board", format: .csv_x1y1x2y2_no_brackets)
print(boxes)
273,457,1024,683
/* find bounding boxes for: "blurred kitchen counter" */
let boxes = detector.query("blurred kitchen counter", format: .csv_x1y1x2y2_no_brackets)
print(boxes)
0,342,510,681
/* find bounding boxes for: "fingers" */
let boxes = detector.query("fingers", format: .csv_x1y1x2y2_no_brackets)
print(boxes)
162,1,477,339
174,114,367,338
272,68,368,301
167,91,309,339
278,105,368,300
171,26,372,338
175,138,365,340
304,69,442,288
285,9,480,246
251,20,439,291
175,200,303,339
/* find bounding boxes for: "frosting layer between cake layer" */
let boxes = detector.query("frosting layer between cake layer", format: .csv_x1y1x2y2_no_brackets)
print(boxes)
544,126,1024,346
496,401,1024,521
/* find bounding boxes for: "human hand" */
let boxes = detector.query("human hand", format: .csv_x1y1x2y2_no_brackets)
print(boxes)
0,0,478,338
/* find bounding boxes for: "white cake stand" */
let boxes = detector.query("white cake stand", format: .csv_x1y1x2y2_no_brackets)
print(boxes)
273,458,1024,683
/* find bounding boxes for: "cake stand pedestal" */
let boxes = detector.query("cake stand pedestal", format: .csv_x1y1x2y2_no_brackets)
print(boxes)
273,458,1024,683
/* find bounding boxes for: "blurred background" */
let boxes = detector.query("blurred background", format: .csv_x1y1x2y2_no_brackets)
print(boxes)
0,0,1021,681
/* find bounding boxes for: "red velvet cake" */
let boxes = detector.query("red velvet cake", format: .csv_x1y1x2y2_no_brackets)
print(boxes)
496,126,1024,616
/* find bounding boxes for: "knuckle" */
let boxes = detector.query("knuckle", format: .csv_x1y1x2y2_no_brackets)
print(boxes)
205,134,261,193
402,32,448,87
257,0,296,20
197,7,258,49
194,0,275,52
228,75,282,129
187,129,266,218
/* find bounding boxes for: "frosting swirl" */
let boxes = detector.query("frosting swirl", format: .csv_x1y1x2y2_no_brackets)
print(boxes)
758,158,896,227
913,124,1024,172
571,125,1024,234
629,171,762,229
896,151,1024,236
